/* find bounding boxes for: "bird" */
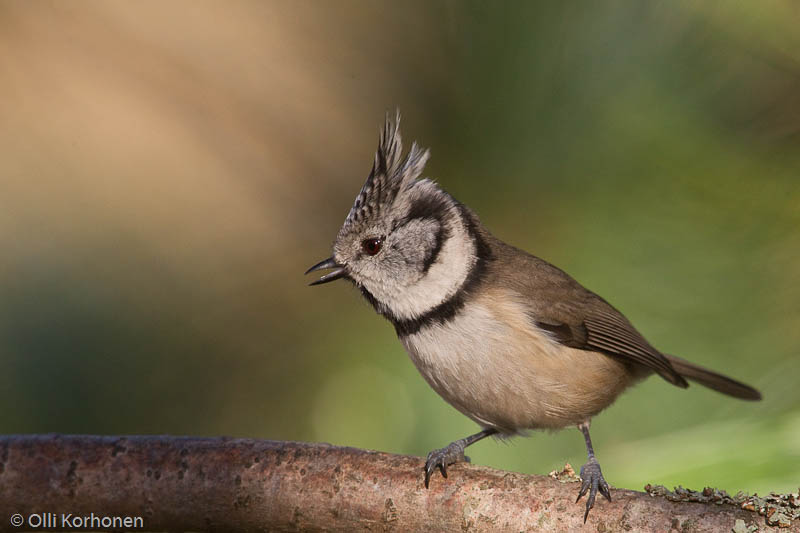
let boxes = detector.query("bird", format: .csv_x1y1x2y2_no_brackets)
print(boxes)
305,114,762,522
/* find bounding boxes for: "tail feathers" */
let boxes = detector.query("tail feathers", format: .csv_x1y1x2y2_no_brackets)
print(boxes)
664,354,761,401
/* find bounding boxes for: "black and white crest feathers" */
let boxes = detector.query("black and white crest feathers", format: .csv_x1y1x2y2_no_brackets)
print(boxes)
345,113,430,227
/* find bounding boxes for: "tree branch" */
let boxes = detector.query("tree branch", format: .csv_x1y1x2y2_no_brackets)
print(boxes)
0,435,794,531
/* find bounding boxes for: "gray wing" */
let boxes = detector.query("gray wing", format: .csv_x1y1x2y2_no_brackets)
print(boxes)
495,243,688,387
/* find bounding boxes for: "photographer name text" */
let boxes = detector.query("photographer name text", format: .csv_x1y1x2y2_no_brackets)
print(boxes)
11,512,144,529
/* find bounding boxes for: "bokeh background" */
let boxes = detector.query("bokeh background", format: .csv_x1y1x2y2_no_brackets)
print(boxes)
1,1,798,495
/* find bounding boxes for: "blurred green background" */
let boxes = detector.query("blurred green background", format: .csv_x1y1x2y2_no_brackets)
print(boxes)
1,1,798,495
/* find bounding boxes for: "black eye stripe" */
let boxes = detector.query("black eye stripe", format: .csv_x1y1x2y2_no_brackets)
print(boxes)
407,195,448,221
390,194,450,232
421,223,447,273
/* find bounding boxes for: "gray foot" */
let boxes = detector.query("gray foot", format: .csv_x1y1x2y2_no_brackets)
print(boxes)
423,442,471,488
576,457,611,522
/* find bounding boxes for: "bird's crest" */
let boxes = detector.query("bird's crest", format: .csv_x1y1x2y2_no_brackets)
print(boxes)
344,112,430,227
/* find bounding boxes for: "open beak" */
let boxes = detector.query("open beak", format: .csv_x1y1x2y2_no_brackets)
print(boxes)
305,257,347,286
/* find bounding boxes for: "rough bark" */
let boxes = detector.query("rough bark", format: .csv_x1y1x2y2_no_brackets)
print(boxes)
0,435,792,532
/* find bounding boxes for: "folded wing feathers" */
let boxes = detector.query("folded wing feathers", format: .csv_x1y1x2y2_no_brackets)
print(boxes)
584,314,687,386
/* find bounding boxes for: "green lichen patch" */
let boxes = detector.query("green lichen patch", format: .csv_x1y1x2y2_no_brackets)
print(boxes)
645,484,800,529
740,491,799,528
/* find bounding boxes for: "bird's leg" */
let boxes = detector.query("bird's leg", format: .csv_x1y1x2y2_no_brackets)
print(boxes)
576,420,611,522
424,428,498,488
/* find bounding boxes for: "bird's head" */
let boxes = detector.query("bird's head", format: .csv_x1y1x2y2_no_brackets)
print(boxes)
306,114,479,322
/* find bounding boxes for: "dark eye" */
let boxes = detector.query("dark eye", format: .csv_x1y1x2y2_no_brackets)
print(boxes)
362,237,383,256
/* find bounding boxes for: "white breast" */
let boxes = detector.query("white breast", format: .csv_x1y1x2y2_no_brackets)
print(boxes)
400,290,635,433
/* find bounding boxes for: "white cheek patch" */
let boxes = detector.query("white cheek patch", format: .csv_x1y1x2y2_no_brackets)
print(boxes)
391,218,440,276
365,215,476,320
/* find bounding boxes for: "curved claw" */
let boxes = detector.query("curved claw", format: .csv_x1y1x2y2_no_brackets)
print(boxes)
576,478,590,503
424,462,434,488
424,450,446,488
599,479,612,502
423,442,467,489
577,457,611,523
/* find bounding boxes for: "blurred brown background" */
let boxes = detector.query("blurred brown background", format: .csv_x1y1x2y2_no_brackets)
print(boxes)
1,1,798,494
